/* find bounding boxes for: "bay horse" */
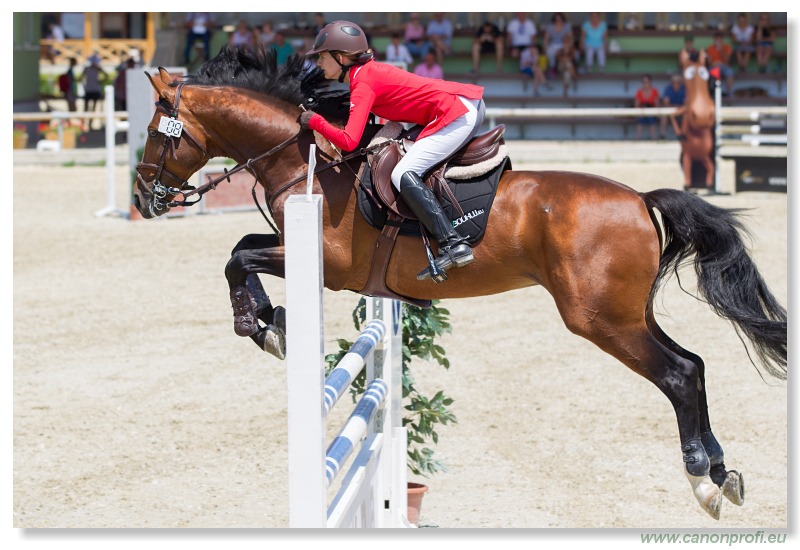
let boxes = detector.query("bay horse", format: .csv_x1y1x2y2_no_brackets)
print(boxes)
133,47,786,521
671,49,716,191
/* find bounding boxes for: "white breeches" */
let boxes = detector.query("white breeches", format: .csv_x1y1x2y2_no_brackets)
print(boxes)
391,96,485,189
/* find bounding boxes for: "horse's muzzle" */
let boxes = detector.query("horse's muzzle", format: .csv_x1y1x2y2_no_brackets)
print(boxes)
133,175,171,219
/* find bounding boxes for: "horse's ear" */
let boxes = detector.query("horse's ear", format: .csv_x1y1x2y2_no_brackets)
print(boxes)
679,49,689,67
698,50,707,66
145,70,174,102
157,67,174,85
145,71,165,94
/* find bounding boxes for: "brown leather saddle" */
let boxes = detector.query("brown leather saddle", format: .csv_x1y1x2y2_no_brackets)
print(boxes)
357,124,507,307
370,124,506,220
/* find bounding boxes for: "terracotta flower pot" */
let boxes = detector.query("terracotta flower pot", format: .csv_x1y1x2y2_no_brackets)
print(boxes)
44,130,78,148
13,134,28,149
407,482,428,526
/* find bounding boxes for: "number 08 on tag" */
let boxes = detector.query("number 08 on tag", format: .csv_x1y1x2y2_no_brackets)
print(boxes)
158,116,184,138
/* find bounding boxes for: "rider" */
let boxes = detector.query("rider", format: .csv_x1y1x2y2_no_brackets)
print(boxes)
300,20,486,280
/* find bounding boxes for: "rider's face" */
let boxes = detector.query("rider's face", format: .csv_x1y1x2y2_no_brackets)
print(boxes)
316,52,342,80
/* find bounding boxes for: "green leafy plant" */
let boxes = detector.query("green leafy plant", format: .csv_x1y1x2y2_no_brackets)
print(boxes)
325,297,457,477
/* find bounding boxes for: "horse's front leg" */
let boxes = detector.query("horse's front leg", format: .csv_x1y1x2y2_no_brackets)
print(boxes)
225,233,287,359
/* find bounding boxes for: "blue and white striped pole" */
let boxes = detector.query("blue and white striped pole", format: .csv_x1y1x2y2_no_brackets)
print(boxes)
325,379,388,487
324,320,386,414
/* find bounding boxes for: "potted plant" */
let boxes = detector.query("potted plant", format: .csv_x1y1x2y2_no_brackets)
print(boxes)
13,124,29,149
38,121,86,149
325,297,457,526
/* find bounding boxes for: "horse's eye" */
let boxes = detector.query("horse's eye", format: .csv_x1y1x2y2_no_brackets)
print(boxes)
683,66,696,80
697,66,709,80
148,129,159,138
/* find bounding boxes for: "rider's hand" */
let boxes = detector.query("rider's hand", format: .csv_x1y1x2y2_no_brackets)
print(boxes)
298,111,315,129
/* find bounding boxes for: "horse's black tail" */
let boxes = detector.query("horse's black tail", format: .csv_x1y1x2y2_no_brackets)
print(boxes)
642,189,787,380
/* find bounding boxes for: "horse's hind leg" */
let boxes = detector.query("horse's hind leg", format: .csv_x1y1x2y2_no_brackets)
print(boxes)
225,233,287,358
556,296,723,518
646,309,744,506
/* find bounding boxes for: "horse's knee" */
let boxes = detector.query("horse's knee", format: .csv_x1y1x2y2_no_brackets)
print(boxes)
225,251,247,286
231,233,279,255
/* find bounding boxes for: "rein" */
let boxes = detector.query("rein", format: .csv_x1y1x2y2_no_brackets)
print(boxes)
137,81,395,232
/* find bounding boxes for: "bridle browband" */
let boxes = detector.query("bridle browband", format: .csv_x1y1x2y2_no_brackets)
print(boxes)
135,79,395,233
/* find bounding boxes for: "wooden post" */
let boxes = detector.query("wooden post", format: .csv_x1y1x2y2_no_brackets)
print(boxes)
145,13,155,66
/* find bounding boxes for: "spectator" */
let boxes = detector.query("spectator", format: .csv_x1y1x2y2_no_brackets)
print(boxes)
47,21,65,41
544,13,573,76
81,53,108,114
385,33,413,67
183,13,215,65
580,12,608,73
62,57,78,112
45,21,65,63
471,21,504,75
680,35,698,65
270,31,295,66
730,13,754,72
308,13,327,51
754,13,775,73
505,13,538,62
404,13,429,61
229,20,255,50
255,20,276,49
426,13,453,65
660,73,686,138
706,31,734,95
114,58,136,111
634,74,660,140
557,41,578,97
413,52,444,80
519,44,548,96
311,13,327,36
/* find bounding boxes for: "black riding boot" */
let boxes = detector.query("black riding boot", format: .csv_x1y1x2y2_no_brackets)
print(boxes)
399,171,473,280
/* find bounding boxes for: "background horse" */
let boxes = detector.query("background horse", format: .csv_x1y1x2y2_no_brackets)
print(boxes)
133,47,786,520
671,50,716,192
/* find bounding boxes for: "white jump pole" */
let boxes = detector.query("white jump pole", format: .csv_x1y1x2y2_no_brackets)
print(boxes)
285,193,327,528
94,85,126,218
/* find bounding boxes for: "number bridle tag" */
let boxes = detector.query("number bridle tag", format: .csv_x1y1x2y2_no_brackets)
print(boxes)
158,116,184,138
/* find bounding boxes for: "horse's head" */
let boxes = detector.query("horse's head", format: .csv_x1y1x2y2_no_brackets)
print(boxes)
133,68,212,219
679,49,715,130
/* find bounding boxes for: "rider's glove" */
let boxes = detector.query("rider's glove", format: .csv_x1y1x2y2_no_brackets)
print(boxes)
298,111,315,129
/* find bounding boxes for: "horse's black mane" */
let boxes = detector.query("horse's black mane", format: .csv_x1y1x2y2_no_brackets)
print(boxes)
184,45,350,123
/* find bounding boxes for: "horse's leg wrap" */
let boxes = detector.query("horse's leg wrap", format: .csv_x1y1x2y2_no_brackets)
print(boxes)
701,430,726,486
244,274,282,325
701,430,744,505
682,437,710,477
230,285,260,337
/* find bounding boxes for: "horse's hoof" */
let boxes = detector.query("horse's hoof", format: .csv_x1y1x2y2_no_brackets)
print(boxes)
250,325,286,360
722,470,745,506
686,473,722,520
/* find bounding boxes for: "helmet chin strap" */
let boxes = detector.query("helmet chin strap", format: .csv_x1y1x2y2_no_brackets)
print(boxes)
331,51,374,83
332,55,353,83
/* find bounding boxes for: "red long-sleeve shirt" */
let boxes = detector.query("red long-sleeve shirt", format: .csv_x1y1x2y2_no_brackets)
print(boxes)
308,60,484,151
